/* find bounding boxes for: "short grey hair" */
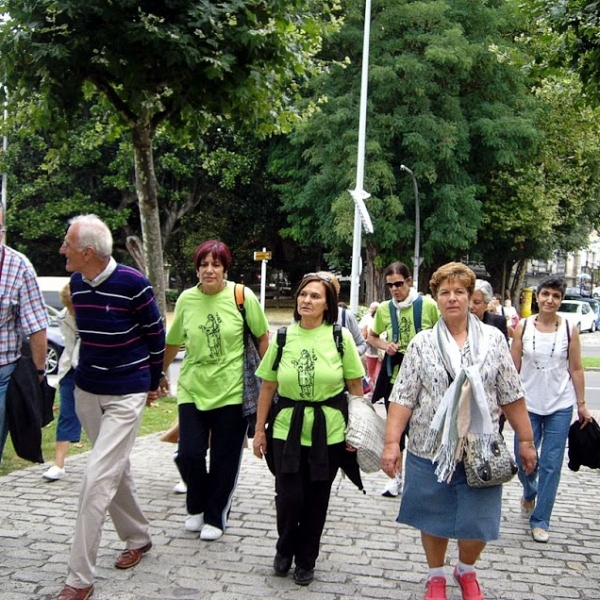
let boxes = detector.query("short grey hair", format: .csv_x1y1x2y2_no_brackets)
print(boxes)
474,279,494,304
69,214,113,258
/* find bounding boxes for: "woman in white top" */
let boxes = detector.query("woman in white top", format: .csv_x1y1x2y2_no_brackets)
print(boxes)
511,275,592,543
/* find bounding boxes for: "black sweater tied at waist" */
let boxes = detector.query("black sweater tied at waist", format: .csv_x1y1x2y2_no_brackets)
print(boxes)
274,392,348,481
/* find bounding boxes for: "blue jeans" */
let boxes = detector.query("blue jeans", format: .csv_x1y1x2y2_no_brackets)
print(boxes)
56,370,82,442
514,407,573,531
0,361,17,465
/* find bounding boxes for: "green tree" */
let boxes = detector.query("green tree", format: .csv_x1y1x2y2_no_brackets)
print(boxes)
524,0,600,104
270,0,541,300
0,0,340,312
0,96,293,286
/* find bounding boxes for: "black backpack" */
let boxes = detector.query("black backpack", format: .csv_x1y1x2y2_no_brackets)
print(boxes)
271,323,344,371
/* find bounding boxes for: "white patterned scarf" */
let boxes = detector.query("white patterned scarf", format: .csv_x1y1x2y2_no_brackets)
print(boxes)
423,312,494,483
391,287,419,311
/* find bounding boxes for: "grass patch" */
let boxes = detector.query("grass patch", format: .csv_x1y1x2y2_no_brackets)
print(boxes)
583,356,600,369
0,396,179,477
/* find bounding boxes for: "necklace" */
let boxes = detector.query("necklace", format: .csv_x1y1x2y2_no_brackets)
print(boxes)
531,316,559,370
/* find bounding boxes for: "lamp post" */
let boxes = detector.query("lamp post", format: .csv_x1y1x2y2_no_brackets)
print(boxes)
400,164,421,291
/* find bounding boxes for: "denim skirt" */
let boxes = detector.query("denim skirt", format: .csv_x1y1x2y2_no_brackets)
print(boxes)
398,451,502,541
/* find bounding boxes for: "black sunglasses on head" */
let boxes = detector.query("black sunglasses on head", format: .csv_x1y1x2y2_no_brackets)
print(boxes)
303,272,333,284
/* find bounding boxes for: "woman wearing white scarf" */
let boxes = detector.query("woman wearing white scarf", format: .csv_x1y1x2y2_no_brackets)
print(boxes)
381,263,536,600
368,261,440,497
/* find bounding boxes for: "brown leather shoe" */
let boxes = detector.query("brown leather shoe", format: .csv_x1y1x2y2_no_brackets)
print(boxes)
114,541,152,569
57,584,94,600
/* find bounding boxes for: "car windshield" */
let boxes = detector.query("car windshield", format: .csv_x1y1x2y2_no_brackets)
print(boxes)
559,303,579,313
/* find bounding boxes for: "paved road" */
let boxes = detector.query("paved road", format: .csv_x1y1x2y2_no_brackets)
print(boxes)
2,422,600,600
5,319,598,599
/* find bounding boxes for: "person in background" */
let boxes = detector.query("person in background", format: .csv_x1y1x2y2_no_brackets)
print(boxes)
253,272,364,586
359,301,381,389
469,280,509,343
511,275,592,544
504,299,520,330
470,279,510,434
0,207,48,467
383,262,536,600
161,240,269,542
368,261,439,497
57,214,165,600
42,283,82,481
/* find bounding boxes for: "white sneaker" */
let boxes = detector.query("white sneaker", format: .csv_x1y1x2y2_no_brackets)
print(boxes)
200,524,223,541
173,480,187,494
381,472,403,497
531,527,549,543
184,514,204,532
42,465,66,481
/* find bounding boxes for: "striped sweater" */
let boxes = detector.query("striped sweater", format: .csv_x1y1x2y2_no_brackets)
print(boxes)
70,264,165,396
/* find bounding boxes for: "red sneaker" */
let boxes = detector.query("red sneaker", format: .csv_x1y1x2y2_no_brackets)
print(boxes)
424,576,447,600
453,566,484,600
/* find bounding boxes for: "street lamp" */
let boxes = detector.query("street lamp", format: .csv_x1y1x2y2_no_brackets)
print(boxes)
400,164,421,291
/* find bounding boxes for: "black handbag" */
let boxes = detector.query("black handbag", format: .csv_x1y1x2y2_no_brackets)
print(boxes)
463,433,518,488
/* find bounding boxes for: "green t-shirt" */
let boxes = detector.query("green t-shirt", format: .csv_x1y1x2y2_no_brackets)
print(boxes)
256,323,365,446
166,281,269,410
371,295,440,382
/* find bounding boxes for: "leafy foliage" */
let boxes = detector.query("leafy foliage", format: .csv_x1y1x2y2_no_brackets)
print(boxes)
0,0,342,311
270,0,542,297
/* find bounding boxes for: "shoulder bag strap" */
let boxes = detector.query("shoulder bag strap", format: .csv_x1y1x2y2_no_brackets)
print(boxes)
413,295,423,332
272,326,287,371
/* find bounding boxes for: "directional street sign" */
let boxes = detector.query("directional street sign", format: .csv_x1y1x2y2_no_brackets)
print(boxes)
253,251,272,261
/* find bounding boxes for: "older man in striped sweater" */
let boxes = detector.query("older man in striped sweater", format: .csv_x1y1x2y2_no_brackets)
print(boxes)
57,215,165,600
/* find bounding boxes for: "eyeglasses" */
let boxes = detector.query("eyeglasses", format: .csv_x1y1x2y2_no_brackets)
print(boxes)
303,272,333,284
386,280,406,289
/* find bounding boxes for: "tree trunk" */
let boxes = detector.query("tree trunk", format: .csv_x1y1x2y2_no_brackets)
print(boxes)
363,242,386,305
131,122,167,317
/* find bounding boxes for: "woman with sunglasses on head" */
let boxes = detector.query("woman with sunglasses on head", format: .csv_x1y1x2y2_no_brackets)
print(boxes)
252,273,364,586
368,261,439,497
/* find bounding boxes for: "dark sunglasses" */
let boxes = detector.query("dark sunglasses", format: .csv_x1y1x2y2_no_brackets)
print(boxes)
386,280,406,289
303,272,333,284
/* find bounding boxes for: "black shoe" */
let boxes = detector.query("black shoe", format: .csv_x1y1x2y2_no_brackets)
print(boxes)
273,552,292,576
293,566,314,586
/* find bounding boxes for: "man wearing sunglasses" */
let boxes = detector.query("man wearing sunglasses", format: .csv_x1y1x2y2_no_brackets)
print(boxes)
368,261,439,497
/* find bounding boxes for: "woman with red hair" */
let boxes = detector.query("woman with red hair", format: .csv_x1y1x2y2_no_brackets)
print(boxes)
162,240,269,541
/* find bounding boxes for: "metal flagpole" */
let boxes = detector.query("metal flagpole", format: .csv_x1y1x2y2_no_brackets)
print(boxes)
349,0,374,314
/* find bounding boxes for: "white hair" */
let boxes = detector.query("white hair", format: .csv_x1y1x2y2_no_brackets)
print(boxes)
69,214,113,258
474,279,494,304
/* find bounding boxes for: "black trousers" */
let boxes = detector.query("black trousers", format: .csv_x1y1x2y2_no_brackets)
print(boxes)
272,439,345,570
176,402,248,530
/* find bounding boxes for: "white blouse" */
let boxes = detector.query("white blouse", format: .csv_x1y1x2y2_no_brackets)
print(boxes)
389,324,524,460
519,316,576,415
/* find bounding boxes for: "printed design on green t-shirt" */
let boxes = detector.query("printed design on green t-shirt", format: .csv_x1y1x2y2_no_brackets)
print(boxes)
399,315,413,349
199,313,223,359
292,348,317,399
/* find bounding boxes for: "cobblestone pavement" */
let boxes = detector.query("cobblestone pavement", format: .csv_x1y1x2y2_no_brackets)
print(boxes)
1,417,600,600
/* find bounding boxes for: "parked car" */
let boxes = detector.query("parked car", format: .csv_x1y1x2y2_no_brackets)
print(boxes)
557,299,597,333
582,298,600,329
45,305,65,375
37,276,71,310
